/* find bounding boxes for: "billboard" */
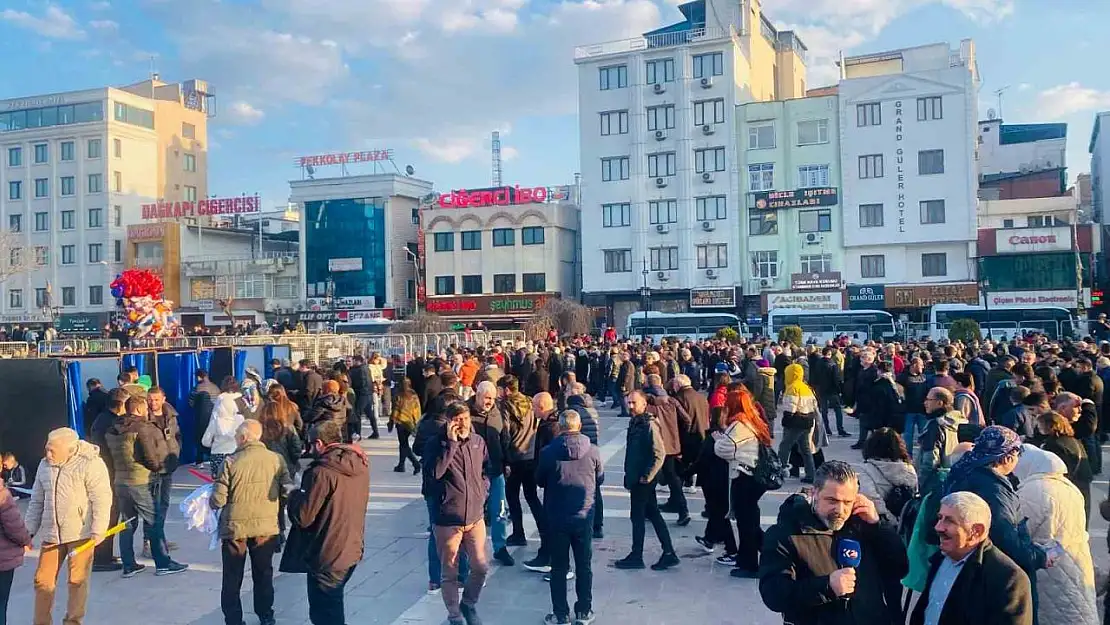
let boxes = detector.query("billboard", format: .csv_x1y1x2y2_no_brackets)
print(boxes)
142,195,261,220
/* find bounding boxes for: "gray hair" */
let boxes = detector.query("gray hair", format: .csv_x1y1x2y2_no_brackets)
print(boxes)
673,374,691,388
1051,391,1081,411
566,382,586,397
236,419,262,443
47,427,79,447
475,380,497,399
560,409,582,432
646,373,662,387
813,460,858,492
939,491,992,530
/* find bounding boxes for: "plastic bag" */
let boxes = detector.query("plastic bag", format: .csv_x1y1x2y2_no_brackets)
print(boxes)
179,483,220,550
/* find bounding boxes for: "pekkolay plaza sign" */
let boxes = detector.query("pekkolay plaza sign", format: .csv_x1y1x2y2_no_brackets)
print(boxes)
424,293,556,316
109,269,180,338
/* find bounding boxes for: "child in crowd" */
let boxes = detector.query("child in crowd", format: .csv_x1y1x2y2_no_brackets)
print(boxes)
1,453,27,498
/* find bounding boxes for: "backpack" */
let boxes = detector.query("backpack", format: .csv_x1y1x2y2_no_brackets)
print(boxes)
752,443,787,491
884,483,916,520
896,492,923,546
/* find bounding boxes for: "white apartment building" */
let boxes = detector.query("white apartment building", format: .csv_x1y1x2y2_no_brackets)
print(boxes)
839,41,980,296
0,78,210,325
574,0,806,327
1089,112,1110,224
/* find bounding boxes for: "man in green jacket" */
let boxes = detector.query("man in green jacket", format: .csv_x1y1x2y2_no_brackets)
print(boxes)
210,419,291,625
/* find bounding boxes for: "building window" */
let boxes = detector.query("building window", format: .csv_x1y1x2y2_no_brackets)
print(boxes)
751,251,778,279
645,58,675,84
798,209,832,233
749,209,777,235
861,254,886,278
493,274,516,293
603,249,632,273
34,246,48,266
649,246,679,271
600,110,629,136
88,243,103,263
33,143,48,164
748,163,774,191
87,139,101,159
649,199,677,224
922,252,947,277
112,171,122,192
917,96,942,121
646,105,675,132
183,153,197,172
8,289,21,309
34,212,48,231
798,164,829,188
692,52,723,78
87,174,102,194
461,275,482,294
7,147,21,167
693,99,725,126
856,102,881,127
1003,218,1015,228
184,185,197,202
60,210,75,230
748,122,775,150
647,152,676,178
859,204,884,227
60,176,75,197
858,154,884,179
61,287,74,307
89,285,103,306
406,280,415,300
697,244,727,269
461,230,482,251
60,141,74,162
61,245,75,265
492,228,515,246
34,178,48,198
274,276,299,299
800,253,833,274
8,181,20,200
411,208,419,225
920,199,946,224
88,208,102,228
696,196,726,221
603,203,631,227
434,232,454,252
599,65,628,90
601,156,629,182
113,205,122,227
113,102,154,129
523,273,546,292
918,149,945,175
113,239,121,262
183,122,196,139
522,226,544,245
694,147,726,173
434,276,455,295
34,287,47,308
797,119,829,145
9,248,20,268
8,214,19,233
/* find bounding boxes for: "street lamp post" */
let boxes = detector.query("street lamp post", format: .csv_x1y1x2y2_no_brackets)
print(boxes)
640,258,651,342
405,248,421,314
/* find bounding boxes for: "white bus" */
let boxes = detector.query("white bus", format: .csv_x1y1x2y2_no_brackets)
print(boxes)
626,311,741,340
766,309,896,344
928,304,1078,340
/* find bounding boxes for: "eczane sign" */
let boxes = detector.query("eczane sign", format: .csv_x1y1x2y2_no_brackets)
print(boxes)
994,227,1072,254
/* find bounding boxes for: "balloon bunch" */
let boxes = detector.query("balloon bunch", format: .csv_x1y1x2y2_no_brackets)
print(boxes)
109,269,180,339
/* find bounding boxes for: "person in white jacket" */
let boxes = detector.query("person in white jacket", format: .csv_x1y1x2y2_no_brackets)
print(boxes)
1013,444,1098,625
202,377,247,478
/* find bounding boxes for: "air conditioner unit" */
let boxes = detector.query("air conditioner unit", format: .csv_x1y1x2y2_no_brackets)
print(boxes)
657,271,669,281
701,124,714,135
656,224,669,234
654,130,667,141
702,220,715,231
760,278,772,287
705,269,717,279
653,83,666,94
701,172,714,183
700,77,713,89
804,233,823,245
655,177,667,188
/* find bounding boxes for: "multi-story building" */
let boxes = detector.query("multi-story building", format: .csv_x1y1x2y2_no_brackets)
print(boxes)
838,41,980,316
574,0,806,329
421,184,579,328
1090,112,1110,225
738,93,843,318
0,76,211,328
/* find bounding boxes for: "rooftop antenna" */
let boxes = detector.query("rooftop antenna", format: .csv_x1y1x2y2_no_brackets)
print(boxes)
994,85,1010,121
491,131,503,186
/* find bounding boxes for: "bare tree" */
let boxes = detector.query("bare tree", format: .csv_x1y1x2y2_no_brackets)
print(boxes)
0,231,32,285
392,312,450,334
217,297,237,327
523,299,594,340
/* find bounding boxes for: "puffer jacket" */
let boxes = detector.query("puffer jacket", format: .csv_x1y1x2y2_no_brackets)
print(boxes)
754,367,777,422
105,413,169,485
1014,446,1098,625
857,459,918,521
25,440,112,545
203,392,247,455
565,394,601,446
714,420,758,479
500,391,538,464
303,393,346,430
0,487,31,570
210,440,291,540
915,408,963,494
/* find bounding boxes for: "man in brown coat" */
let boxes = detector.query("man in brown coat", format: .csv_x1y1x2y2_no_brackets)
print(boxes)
671,374,709,491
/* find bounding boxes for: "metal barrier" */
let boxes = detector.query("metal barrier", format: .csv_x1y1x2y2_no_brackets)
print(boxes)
489,330,526,345
0,342,30,358
84,338,122,354
38,340,86,355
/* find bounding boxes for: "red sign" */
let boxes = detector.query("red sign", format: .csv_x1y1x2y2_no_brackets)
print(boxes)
295,150,393,168
438,185,548,208
142,196,261,220
424,293,555,316
1008,234,1058,245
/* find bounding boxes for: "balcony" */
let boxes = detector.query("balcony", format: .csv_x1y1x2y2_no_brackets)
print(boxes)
183,251,298,277
574,26,735,61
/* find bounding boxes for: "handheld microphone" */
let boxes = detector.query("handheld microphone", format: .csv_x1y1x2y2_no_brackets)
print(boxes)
837,538,862,569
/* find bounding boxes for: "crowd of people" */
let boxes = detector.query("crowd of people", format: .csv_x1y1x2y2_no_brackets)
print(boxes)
0,327,1109,625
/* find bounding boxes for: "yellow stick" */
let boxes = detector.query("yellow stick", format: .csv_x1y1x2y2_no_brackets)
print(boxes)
71,517,135,555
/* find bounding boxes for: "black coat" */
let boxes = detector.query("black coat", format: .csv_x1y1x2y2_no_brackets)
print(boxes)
810,357,842,398
908,539,1032,625
854,366,881,425
419,375,443,412
84,387,110,436
304,394,346,428
287,444,369,573
870,377,905,432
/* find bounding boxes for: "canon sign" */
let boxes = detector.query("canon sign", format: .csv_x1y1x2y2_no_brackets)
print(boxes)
994,227,1071,254
1008,234,1057,245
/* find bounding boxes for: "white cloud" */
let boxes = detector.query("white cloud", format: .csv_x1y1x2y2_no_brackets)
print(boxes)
501,145,520,161
1034,83,1110,119
1,5,85,40
224,100,266,125
414,137,481,164
89,0,111,9
89,19,118,31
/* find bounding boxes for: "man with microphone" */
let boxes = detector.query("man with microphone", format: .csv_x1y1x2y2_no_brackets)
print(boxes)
759,460,908,625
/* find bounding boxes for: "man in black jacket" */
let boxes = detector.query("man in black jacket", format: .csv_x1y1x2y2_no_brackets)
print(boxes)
420,364,445,413
759,460,908,625
144,387,182,559
851,349,881,450
615,391,677,571
84,378,109,436
89,388,128,572
296,360,324,414
813,347,849,437
469,381,513,568
189,370,220,465
288,420,370,625
909,491,1032,625
348,355,373,441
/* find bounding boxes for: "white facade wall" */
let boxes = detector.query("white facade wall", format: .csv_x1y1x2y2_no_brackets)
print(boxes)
1091,112,1110,223
978,196,1077,229
978,119,1066,176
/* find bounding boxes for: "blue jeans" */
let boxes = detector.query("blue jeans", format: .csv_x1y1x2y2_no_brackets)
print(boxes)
116,484,170,569
426,498,469,585
144,473,172,550
486,474,508,552
548,518,594,619
904,413,927,449
607,381,620,409
307,565,354,625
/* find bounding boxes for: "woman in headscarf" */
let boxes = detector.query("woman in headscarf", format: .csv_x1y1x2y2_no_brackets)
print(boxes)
777,363,818,484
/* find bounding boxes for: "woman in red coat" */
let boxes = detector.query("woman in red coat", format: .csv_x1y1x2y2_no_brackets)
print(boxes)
0,484,31,622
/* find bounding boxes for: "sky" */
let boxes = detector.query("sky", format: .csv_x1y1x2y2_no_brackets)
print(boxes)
0,0,1106,208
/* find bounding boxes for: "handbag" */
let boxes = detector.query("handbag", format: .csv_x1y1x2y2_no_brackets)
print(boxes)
278,526,311,574
751,443,787,491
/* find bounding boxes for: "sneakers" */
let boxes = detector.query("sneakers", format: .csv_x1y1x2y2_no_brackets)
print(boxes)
715,554,737,566
651,552,680,571
493,547,515,566
523,556,552,573
574,611,596,625
393,465,406,473
460,602,483,625
505,534,529,547
592,527,604,540
427,582,441,594
154,561,188,576
614,554,645,570
544,615,571,625
121,563,146,578
693,536,715,553
676,515,692,527
543,571,575,582
682,485,697,495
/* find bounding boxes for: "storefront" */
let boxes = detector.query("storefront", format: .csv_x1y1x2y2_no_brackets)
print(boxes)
423,292,557,328
126,223,182,304
57,313,112,336
977,225,1096,313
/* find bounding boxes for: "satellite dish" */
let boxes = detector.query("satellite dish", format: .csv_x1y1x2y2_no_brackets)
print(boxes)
405,165,415,176
987,108,997,120
305,164,316,179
